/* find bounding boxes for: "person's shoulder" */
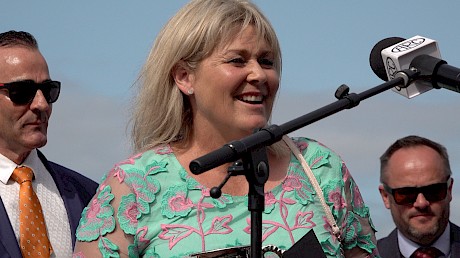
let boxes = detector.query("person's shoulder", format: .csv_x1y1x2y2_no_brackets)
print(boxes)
290,136,321,149
451,222,460,241
46,160,77,173
377,229,398,252
451,222,460,231
37,150,97,187
41,159,99,204
49,161,95,182
291,136,341,159
291,136,333,150
115,145,175,169
377,234,390,246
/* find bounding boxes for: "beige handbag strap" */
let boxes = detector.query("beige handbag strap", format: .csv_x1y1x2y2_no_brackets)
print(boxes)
282,135,342,241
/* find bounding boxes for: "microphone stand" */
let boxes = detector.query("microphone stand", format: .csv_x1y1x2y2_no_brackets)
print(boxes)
190,70,416,257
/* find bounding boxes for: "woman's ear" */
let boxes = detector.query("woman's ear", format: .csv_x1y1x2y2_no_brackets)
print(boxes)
172,61,194,95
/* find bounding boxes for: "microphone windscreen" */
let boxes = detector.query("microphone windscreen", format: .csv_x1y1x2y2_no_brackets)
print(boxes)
369,37,405,81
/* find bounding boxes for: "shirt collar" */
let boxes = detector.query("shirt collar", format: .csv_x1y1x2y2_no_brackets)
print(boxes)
22,149,41,171
0,149,40,184
398,222,451,257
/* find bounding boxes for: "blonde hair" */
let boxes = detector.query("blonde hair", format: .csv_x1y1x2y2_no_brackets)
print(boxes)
131,0,283,153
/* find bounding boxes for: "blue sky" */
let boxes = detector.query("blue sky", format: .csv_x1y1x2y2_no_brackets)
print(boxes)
2,1,460,239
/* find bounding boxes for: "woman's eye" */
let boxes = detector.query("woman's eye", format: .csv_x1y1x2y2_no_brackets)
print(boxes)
259,58,274,67
229,58,245,64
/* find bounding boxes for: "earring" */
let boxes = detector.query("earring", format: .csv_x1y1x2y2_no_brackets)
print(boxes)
187,88,194,95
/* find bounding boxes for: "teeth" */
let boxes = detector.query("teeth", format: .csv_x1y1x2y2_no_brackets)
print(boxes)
241,95,263,102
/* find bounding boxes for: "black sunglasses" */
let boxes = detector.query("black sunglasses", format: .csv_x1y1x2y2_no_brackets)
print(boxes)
383,178,451,205
0,80,61,105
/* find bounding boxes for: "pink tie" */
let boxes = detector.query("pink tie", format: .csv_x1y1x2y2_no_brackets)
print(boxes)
411,246,443,258
11,166,53,258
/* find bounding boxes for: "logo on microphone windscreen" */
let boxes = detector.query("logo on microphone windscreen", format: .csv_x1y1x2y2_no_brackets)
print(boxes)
391,38,425,53
385,57,397,80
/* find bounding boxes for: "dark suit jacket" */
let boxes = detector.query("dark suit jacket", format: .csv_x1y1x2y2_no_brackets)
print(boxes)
0,150,98,258
378,222,460,258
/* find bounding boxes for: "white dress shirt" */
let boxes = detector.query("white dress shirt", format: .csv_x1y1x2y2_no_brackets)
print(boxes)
0,149,73,257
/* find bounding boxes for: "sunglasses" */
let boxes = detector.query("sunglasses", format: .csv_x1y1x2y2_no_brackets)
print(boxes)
383,177,451,205
0,80,61,105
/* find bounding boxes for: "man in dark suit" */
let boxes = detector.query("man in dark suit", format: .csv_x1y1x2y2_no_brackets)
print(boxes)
0,30,98,257
377,135,460,257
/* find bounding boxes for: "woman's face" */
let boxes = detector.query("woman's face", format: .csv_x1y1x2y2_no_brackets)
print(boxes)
187,25,280,140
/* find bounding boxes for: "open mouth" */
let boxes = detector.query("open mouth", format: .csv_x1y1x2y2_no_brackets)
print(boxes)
237,95,265,104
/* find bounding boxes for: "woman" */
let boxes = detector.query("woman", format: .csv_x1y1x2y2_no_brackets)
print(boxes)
73,0,379,257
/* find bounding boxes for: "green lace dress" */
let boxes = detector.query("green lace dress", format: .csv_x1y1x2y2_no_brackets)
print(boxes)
74,137,379,257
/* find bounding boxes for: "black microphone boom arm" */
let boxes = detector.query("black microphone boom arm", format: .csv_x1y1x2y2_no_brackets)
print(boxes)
190,76,410,175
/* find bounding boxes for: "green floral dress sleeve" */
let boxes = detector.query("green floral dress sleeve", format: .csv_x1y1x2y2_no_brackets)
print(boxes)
292,137,379,257
73,152,152,258
339,162,380,257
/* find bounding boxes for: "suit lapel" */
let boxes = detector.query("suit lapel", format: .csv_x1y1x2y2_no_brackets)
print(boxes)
0,197,22,258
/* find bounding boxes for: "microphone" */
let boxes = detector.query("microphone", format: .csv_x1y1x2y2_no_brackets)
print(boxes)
369,35,460,98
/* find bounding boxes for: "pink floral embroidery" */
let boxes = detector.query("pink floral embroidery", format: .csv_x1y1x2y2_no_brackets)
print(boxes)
342,163,351,182
76,186,115,242
295,141,309,151
110,153,144,183
353,184,365,208
119,196,140,233
112,166,126,183
328,188,346,210
137,226,150,245
265,192,277,205
133,226,151,252
310,156,324,168
159,224,197,249
123,203,139,223
244,210,315,243
159,182,236,251
282,176,303,191
205,215,233,235
116,152,143,167
169,193,194,212
293,211,316,228
86,198,101,219
242,173,316,244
